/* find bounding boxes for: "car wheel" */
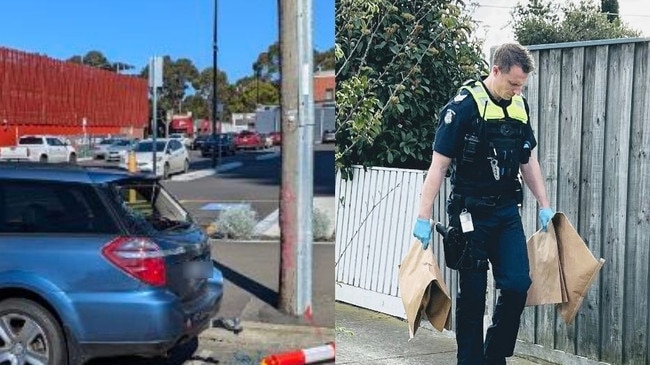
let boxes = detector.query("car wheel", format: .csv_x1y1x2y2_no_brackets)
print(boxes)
0,298,68,365
39,155,48,163
163,163,170,180
183,159,190,174
68,153,77,164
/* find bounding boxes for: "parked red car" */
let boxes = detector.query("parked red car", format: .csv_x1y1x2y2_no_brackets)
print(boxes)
235,131,264,150
268,131,282,146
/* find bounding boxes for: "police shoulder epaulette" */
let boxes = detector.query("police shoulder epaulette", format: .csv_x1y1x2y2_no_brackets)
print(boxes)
452,93,468,104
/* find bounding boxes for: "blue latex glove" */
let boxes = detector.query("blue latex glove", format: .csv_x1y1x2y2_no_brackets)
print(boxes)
413,218,432,249
539,208,555,232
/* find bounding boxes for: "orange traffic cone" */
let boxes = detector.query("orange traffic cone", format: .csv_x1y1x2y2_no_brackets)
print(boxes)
260,342,335,365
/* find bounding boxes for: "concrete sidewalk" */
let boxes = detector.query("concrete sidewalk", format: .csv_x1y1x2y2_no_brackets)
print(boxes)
336,302,553,365
203,239,335,361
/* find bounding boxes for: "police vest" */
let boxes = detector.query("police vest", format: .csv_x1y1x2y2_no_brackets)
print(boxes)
453,81,531,194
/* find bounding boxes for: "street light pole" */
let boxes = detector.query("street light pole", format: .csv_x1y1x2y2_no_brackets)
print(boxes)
211,0,220,169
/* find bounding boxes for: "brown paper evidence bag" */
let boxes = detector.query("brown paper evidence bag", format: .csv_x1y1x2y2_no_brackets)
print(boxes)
398,212,605,339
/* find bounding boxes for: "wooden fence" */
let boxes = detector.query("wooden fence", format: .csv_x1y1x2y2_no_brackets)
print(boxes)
516,38,650,365
335,37,650,365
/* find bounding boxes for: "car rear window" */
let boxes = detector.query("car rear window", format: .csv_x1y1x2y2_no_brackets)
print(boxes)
18,137,43,145
134,141,166,153
0,180,120,234
108,179,193,234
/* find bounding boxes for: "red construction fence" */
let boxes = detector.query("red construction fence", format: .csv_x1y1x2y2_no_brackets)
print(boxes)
0,46,149,147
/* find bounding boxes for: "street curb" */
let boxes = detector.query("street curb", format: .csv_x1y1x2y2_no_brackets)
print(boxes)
256,152,280,161
208,238,334,245
170,162,243,181
199,320,335,342
217,161,243,172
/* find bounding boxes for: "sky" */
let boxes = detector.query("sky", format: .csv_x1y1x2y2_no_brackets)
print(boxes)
0,0,335,83
471,0,650,60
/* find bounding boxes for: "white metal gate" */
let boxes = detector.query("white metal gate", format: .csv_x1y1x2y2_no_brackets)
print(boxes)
334,165,426,318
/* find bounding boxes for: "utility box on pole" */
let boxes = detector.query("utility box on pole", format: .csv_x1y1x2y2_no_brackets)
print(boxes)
278,0,314,317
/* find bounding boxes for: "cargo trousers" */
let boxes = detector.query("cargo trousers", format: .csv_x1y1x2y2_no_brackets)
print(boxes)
447,194,531,365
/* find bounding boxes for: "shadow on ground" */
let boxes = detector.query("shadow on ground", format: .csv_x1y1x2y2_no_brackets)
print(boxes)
212,259,278,308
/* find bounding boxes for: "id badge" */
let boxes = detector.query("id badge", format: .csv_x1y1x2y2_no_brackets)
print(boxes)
459,209,474,233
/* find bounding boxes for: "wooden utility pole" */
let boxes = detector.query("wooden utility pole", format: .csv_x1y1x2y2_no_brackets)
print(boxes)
278,0,300,315
278,0,314,317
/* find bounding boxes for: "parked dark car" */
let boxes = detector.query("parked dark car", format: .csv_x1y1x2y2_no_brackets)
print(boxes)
200,133,237,157
322,129,336,143
0,162,223,364
191,134,210,150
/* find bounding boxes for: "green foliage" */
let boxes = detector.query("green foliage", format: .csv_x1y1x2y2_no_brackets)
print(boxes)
160,57,200,115
216,207,258,240
254,42,335,82
183,94,210,119
229,77,280,113
512,0,640,46
254,43,281,82
66,51,134,72
68,39,331,130
140,57,201,127
336,0,486,179
314,47,336,71
190,67,231,121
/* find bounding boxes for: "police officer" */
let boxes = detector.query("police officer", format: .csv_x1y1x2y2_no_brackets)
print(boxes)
412,43,554,365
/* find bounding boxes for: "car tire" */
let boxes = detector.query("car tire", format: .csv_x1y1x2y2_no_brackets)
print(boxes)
69,153,77,164
39,155,48,163
0,298,68,365
183,159,190,174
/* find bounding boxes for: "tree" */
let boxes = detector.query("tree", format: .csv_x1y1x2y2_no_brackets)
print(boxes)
512,0,640,46
336,0,486,177
601,0,619,22
140,57,200,132
183,94,210,119
228,76,280,113
66,51,134,73
253,42,281,82
314,47,335,71
253,42,335,78
191,67,230,121
82,50,110,69
110,61,135,73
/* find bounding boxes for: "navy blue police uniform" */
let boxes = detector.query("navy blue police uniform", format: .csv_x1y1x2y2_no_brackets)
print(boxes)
433,79,536,365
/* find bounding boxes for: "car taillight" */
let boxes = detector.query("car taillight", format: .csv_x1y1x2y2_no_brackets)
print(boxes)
102,237,166,286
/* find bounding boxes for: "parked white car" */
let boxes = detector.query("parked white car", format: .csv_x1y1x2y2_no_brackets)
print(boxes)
0,135,77,163
168,133,192,149
120,138,190,179
92,138,119,159
106,139,138,162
